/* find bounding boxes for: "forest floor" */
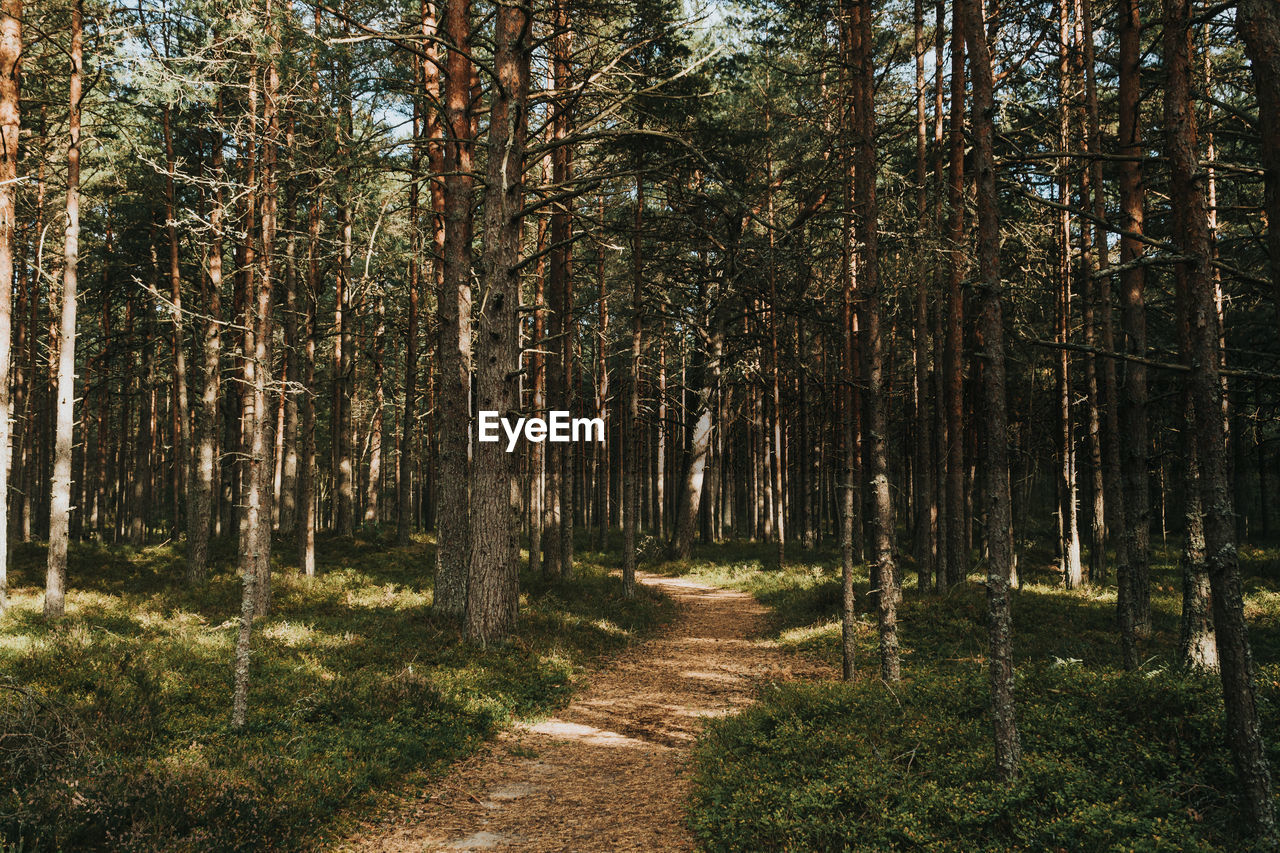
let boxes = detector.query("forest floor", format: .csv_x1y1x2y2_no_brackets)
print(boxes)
672,540,1280,851
341,570,832,852
0,535,670,851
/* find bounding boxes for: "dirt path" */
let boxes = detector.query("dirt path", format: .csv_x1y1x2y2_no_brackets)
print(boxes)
342,571,827,852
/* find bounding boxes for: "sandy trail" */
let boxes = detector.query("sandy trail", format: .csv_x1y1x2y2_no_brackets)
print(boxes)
342,571,826,852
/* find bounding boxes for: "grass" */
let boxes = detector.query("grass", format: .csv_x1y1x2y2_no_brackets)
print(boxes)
0,531,671,852
661,536,1280,852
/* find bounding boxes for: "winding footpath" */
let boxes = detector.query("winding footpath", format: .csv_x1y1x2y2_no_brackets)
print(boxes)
342,571,828,852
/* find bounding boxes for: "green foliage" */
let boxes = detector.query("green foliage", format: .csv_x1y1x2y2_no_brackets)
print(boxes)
676,542,1280,852
690,670,1271,852
0,535,669,851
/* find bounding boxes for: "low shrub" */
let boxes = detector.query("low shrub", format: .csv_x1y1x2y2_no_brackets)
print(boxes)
676,541,1280,852
690,668,1271,852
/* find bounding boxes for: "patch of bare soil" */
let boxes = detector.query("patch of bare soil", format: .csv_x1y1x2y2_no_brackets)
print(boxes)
338,571,829,852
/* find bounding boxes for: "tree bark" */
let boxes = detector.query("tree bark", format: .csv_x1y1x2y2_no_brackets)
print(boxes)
234,1,278,727
400,0,442,546
595,193,609,550
943,0,966,588
278,117,299,538
434,0,475,617
334,199,354,535
161,105,192,548
1238,0,1280,337
551,0,574,576
0,0,21,613
1165,0,1274,833
912,0,936,592
964,0,1021,780
464,0,532,645
299,194,319,575
1117,0,1149,656
1055,0,1082,590
851,0,899,681
364,297,385,525
190,107,225,583
299,6,322,576
623,168,644,598
530,204,546,575
1080,0,1119,586
45,0,81,620
673,309,725,561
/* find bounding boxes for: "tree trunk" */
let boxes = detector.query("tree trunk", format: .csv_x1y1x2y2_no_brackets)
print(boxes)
1238,0,1280,336
943,0,966,588
1080,0,1118,586
299,196,319,574
160,105,192,548
234,2,278,728
400,0,442,546
45,0,80,620
464,0,531,645
673,309,725,561
623,169,644,597
0,0,20,613
334,169,354,536
1117,0,1149,657
277,117,299,538
964,0,1021,780
253,33,281,616
190,110,225,583
542,159,563,578
851,0,899,681
1055,0,1082,590
530,206,546,575
912,0,936,592
1165,0,1274,833
551,0,574,575
365,297,385,526
298,8,322,575
434,0,475,617
595,194,609,551
1177,326,1215,671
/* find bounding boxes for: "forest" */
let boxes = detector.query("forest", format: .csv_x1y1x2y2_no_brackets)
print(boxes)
1,0,1279,848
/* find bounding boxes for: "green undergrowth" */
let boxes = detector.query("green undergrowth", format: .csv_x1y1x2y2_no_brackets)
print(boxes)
0,533,670,852
663,539,1280,852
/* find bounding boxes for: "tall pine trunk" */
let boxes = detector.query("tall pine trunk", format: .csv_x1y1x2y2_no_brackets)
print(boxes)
465,0,531,645
1165,0,1274,833
911,0,936,591
190,108,224,583
551,0,574,576
673,306,725,561
434,0,475,617
623,168,643,598
1238,0,1280,336
964,0,1021,779
160,107,190,549
45,0,81,620
1054,0,1082,589
942,0,966,588
852,0,899,681
234,5,278,728
0,0,21,613
1117,0,1149,659
298,8,322,576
